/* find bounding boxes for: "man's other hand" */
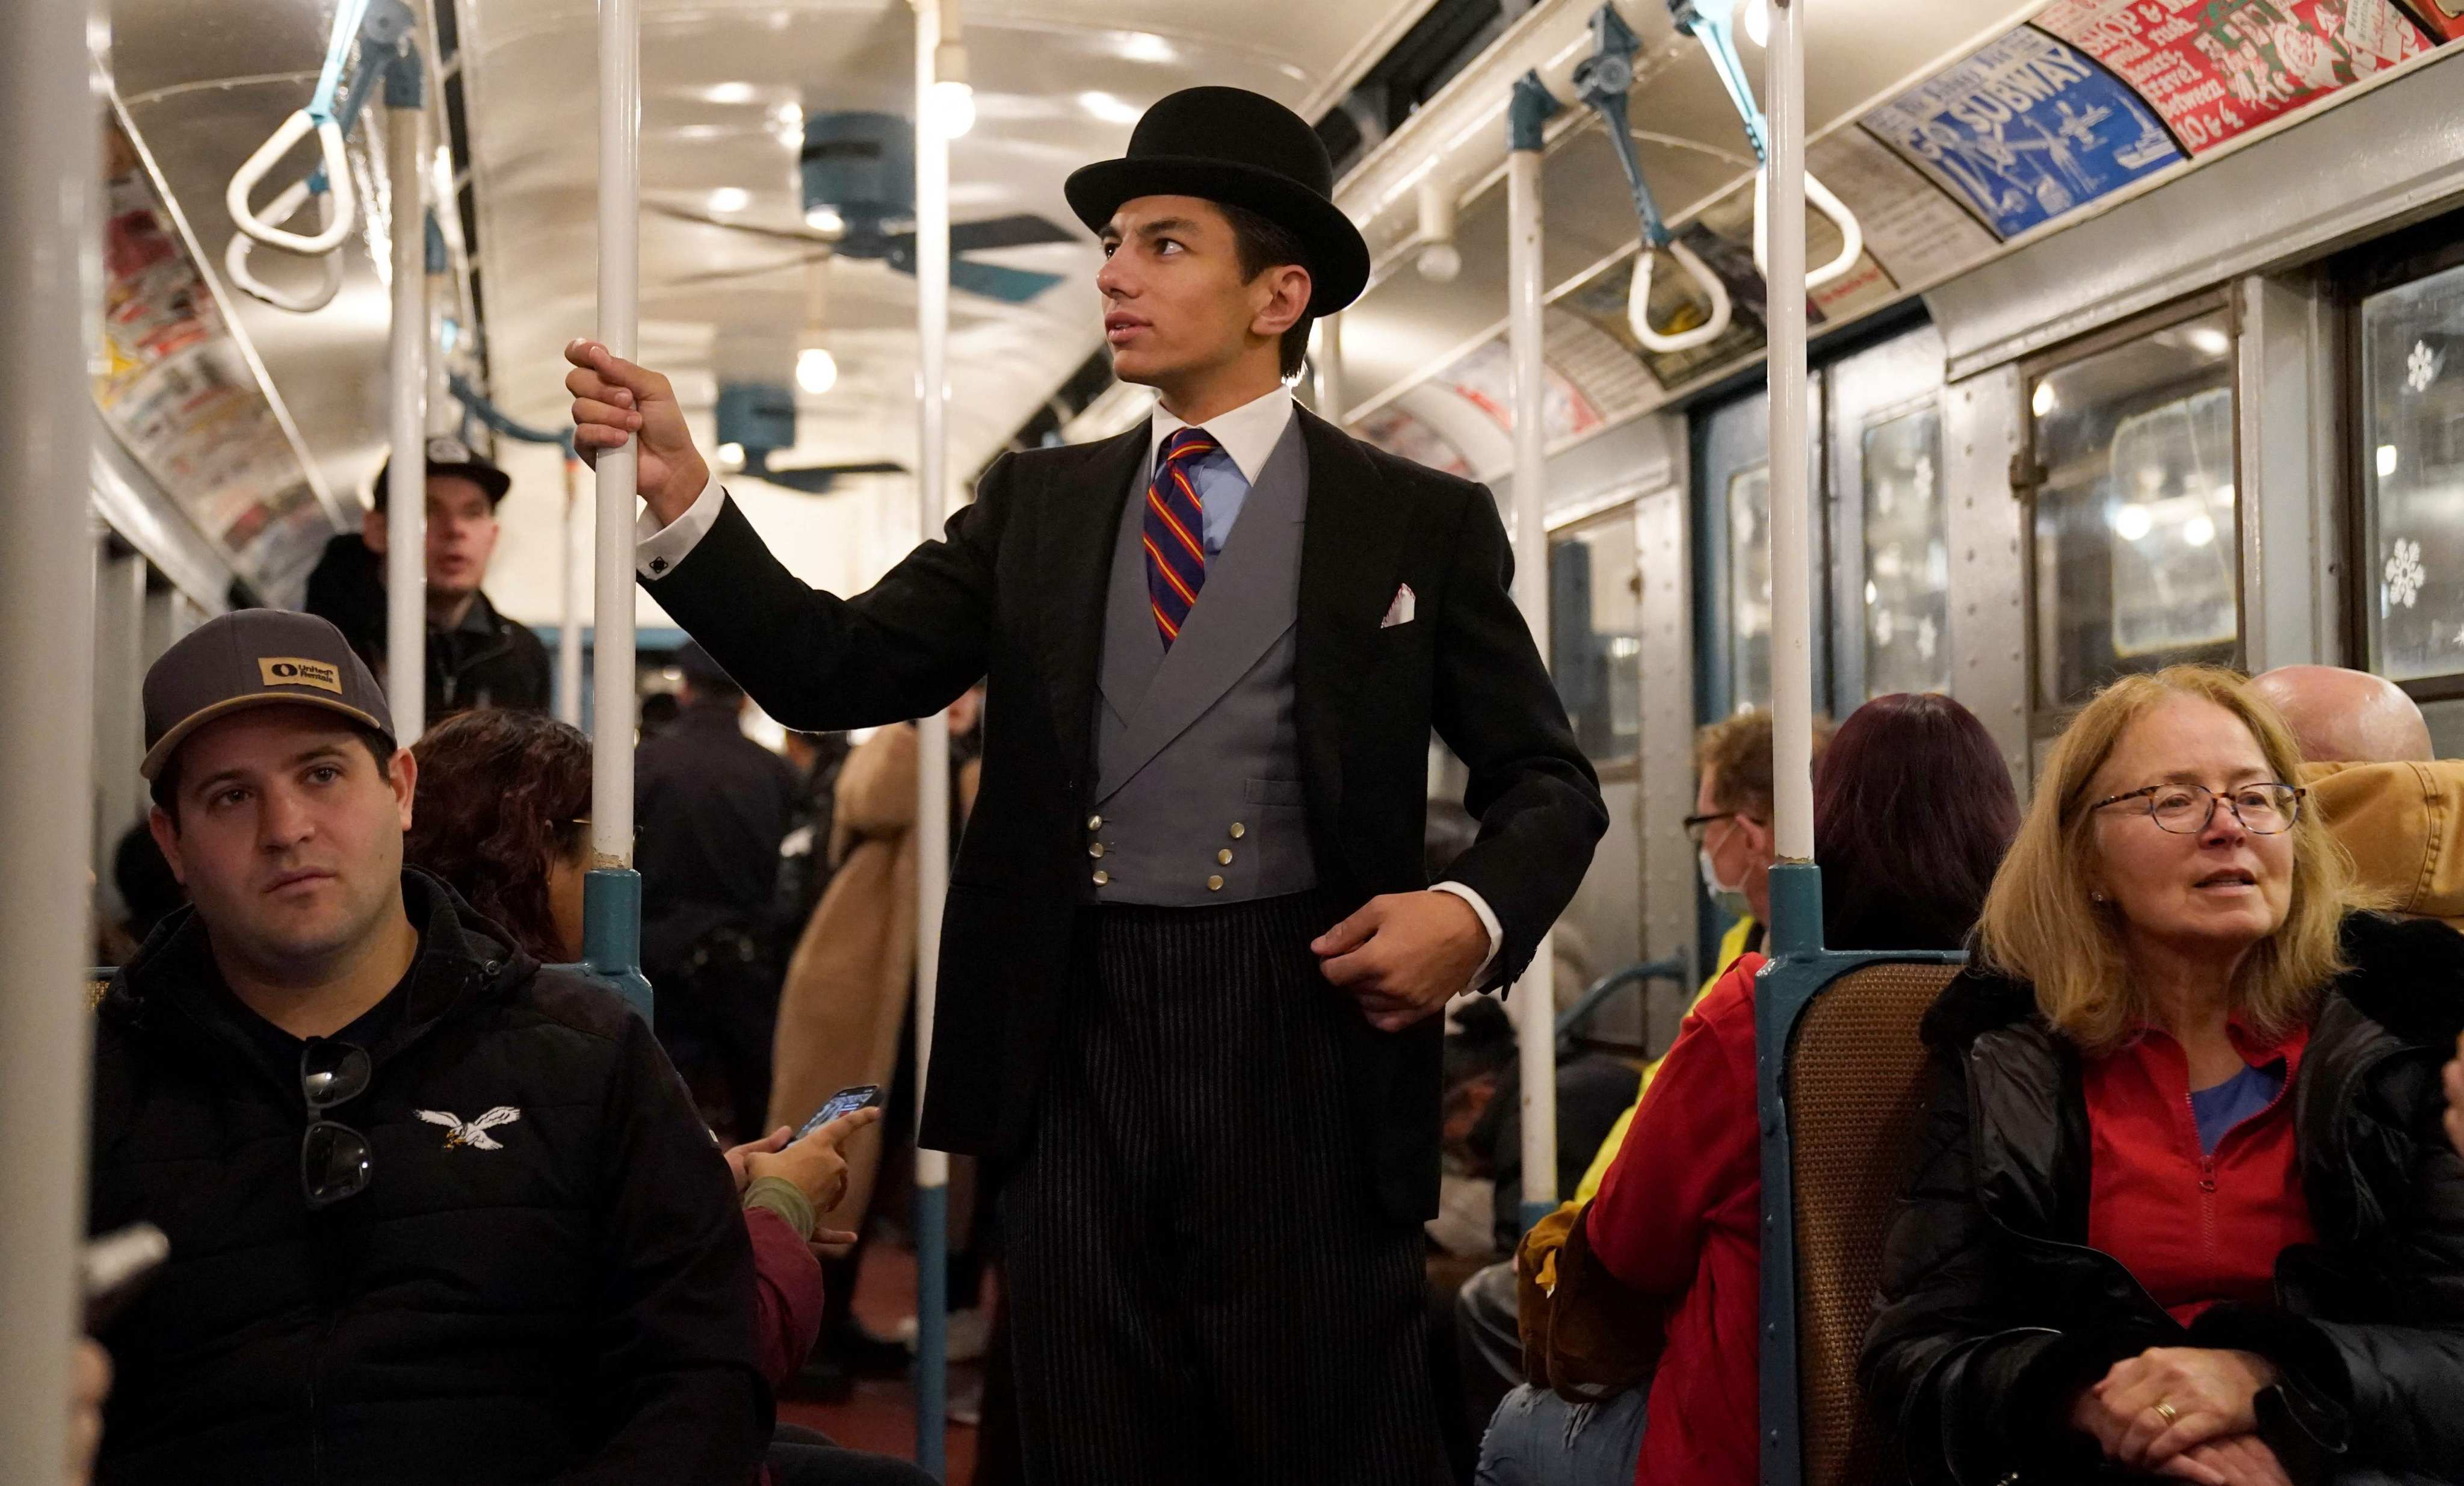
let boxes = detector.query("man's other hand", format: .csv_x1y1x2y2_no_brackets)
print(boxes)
1313,891,1487,1032
563,340,709,527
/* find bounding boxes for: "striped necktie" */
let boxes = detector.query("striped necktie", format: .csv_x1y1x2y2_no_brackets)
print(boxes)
1142,426,1217,648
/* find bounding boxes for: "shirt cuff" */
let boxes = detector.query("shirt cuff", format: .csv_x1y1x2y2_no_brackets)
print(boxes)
741,1174,817,1242
1431,881,1504,992
634,474,726,580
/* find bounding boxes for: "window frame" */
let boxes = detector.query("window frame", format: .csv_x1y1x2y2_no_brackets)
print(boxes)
2014,289,2245,743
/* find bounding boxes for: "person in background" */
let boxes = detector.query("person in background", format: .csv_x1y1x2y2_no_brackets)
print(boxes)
111,822,184,949
401,704,931,1486
1478,694,2017,1485
2252,664,2464,930
1862,666,2464,1486
638,688,682,740
636,641,799,1141
89,610,766,1483
1447,708,1824,1451
301,435,550,719
774,728,854,962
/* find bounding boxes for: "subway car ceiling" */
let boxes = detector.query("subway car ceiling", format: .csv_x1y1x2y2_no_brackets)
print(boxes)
90,0,2464,643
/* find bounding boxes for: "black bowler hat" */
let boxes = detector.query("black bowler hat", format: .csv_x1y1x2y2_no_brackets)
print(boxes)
1064,87,1370,318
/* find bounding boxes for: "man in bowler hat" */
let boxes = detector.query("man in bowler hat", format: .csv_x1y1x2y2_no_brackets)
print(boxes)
565,87,1605,1481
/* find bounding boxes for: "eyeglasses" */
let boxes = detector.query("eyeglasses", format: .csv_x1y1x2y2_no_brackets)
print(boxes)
300,1038,374,1209
1682,811,1739,848
2089,781,2305,836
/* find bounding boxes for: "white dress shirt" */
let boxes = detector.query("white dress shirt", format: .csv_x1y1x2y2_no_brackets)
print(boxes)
632,391,1504,987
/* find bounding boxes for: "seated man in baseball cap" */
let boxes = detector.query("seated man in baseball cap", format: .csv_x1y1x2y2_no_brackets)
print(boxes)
303,434,552,719
84,608,766,1484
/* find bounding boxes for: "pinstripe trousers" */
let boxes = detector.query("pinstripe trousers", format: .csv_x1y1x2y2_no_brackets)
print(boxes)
1002,890,1451,1485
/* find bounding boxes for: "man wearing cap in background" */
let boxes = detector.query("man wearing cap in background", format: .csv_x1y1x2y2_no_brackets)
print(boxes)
84,608,767,1483
303,433,552,719
566,85,1604,1480
635,640,800,1143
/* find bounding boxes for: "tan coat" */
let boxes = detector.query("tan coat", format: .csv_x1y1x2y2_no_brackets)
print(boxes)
2303,759,2464,930
766,723,980,1232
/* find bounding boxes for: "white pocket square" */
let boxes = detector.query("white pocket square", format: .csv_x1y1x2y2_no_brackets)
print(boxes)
1380,583,1416,629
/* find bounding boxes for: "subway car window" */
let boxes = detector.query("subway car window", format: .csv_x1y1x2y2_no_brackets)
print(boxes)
2362,259,2464,683
2028,311,2238,714
1859,406,1950,698
1728,462,1773,713
1548,506,1641,766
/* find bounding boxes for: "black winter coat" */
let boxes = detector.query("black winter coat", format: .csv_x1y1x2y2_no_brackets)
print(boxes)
87,871,769,1485
303,533,552,719
1859,911,2464,1486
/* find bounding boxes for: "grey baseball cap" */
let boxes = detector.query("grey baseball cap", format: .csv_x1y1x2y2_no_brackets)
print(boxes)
141,610,395,781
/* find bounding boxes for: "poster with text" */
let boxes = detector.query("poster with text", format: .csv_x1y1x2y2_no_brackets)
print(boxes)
1863,26,2186,238
2035,0,2432,152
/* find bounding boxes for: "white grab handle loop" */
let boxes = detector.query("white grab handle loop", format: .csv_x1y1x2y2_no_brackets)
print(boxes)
1753,166,1863,293
1629,237,1732,354
224,178,346,312
227,111,355,256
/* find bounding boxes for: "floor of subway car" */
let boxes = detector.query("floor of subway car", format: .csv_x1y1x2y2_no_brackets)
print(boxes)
778,1240,983,1481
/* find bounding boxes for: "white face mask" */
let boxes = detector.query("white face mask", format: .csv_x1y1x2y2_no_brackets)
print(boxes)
1699,844,1745,899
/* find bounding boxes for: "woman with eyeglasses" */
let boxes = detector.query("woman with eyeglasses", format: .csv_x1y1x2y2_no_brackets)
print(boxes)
1862,666,2464,1486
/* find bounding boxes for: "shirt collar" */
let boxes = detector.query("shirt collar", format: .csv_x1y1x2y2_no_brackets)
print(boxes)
1149,384,1295,488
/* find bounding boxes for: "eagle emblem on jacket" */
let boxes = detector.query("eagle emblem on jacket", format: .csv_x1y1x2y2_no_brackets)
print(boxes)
415,1106,523,1150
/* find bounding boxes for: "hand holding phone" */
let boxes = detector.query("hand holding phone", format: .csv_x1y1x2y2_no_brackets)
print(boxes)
750,1088,884,1224
795,1083,882,1142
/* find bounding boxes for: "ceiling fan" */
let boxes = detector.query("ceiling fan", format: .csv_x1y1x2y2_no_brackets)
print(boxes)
653,110,1078,305
714,381,907,496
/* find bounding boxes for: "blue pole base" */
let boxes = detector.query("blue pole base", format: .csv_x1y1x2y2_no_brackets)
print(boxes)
574,868,652,1023
1521,1198,1558,1234
913,1181,949,1480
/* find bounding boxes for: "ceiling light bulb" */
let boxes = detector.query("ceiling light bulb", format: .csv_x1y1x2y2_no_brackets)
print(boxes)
1116,31,1175,64
717,442,746,471
927,79,977,140
1078,91,1142,126
706,82,757,105
2187,326,2231,357
2031,380,2057,418
1416,240,1462,283
709,186,750,214
804,205,845,234
797,347,838,395
1744,0,1770,48
2113,503,2152,542
2379,444,2400,479
2182,513,2216,548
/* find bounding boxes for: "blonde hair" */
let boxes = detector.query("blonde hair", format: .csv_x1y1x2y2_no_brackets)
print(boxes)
1977,665,2355,1053
1695,707,1835,819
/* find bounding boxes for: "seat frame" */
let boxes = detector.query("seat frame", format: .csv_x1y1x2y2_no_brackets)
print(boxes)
1753,861,1962,1486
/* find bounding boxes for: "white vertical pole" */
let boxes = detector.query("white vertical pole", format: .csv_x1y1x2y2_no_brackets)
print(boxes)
557,456,586,726
912,1,953,1472
0,0,97,1472
1507,144,1558,1228
386,85,428,743
1765,0,1814,864
592,0,639,866
1312,314,1345,426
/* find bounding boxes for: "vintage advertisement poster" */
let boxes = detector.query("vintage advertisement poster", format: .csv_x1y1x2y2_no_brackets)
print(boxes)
2034,0,2432,152
1542,308,1663,429
1439,338,1605,444
1861,26,2185,238
1809,126,2001,292
96,123,330,590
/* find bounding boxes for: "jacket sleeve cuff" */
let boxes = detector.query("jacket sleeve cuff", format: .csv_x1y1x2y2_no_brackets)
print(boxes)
635,475,726,580
741,1175,817,1242
2188,1305,2354,1461
1430,882,1504,992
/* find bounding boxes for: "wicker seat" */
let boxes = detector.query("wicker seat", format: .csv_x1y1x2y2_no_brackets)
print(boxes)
1782,959,1959,1486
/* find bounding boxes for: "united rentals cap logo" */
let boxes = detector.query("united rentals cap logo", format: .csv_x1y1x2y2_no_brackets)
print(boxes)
258,656,344,695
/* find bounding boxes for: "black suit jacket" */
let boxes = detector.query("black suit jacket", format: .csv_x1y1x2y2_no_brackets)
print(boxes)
647,406,1605,1221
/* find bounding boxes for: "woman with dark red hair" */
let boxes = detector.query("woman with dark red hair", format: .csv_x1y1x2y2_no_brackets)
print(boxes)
1480,693,2019,1486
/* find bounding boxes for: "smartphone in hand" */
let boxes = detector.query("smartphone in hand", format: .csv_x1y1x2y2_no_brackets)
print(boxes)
795,1084,882,1142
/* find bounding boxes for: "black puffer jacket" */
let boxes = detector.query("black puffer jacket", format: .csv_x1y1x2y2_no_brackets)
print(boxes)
88,871,768,1485
1860,912,2464,1486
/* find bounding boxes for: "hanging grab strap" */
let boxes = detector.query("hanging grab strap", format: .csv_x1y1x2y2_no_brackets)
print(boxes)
1572,6,1731,354
226,0,411,258
1672,0,1863,291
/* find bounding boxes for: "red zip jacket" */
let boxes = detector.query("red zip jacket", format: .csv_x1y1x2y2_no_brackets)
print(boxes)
2083,1022,2316,1325
1586,953,1767,1486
